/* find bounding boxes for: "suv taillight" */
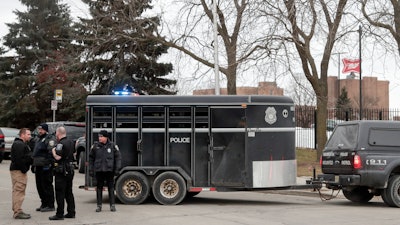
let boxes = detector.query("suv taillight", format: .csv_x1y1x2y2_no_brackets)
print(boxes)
353,154,362,169
0,134,4,139
319,155,322,167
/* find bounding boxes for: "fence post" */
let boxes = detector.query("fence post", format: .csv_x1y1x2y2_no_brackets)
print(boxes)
314,109,317,149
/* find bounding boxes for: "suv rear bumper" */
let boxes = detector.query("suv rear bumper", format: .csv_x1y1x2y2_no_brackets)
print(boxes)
317,174,361,186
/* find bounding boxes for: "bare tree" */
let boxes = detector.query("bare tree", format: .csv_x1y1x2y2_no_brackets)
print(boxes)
287,73,316,107
257,0,349,159
361,0,400,55
154,0,275,94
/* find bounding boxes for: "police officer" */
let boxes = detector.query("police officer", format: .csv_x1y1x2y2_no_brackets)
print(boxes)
32,123,56,212
49,126,76,220
89,130,121,212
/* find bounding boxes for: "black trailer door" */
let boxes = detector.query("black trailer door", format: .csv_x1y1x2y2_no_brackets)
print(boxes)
210,107,246,187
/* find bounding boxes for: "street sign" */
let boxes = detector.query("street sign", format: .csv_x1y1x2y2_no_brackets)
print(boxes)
55,89,63,102
51,100,58,110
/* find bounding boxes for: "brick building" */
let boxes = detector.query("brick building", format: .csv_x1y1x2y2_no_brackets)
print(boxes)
327,76,389,109
193,81,284,96
192,76,389,110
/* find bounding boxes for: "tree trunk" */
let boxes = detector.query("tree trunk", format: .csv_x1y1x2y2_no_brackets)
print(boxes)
225,70,237,95
316,98,328,161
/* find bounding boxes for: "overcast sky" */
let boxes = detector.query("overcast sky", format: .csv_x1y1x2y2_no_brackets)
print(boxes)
1,1,400,109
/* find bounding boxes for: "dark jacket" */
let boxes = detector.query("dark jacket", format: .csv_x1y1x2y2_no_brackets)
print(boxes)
54,136,75,175
89,140,121,173
10,137,33,173
32,133,56,166
57,136,75,163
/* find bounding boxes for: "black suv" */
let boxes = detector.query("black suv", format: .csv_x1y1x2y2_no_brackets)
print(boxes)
319,120,400,207
33,121,85,168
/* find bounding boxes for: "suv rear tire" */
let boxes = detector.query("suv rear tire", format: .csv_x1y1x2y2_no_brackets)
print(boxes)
78,151,85,173
382,175,400,207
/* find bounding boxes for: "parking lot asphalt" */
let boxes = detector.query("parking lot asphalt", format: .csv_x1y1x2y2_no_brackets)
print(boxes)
0,159,342,224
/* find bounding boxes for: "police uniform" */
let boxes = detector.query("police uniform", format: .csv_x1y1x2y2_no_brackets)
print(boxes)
52,136,76,219
32,127,56,212
89,131,121,212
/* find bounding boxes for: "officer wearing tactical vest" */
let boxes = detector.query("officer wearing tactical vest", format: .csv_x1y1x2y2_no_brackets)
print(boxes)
89,130,121,212
32,123,56,212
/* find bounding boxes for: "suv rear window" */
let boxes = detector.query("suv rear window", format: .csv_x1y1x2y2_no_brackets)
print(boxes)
369,128,400,147
325,124,359,149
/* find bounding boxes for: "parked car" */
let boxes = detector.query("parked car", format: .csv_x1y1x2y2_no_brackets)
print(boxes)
0,133,4,163
0,127,20,162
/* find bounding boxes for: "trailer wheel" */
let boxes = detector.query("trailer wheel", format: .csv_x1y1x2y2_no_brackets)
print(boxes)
78,151,85,174
342,186,374,203
382,175,400,207
116,171,150,205
152,171,187,205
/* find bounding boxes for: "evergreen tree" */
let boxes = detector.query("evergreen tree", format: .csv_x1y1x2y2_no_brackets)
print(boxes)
75,0,176,95
0,0,86,128
335,87,352,120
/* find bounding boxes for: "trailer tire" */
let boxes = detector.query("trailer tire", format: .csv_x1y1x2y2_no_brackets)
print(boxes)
382,175,400,207
152,171,187,205
342,186,374,203
116,171,150,205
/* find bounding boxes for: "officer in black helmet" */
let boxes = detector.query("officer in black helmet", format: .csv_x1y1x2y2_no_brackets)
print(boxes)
32,123,56,212
89,130,121,212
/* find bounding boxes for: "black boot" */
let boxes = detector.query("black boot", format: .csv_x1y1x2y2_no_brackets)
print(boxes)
109,187,116,212
96,189,102,212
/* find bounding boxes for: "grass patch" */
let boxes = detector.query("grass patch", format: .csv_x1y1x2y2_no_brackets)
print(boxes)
296,148,321,177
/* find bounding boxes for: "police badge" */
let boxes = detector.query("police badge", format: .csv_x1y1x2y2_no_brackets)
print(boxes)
265,107,277,125
49,140,56,147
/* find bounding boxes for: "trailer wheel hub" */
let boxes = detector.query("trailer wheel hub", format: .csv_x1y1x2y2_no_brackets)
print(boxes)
123,179,142,198
159,179,179,199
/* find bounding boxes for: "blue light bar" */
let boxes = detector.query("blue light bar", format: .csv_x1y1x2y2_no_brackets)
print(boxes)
113,91,131,96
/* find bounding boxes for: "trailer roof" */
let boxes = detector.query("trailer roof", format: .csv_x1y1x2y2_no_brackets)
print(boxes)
86,95,293,106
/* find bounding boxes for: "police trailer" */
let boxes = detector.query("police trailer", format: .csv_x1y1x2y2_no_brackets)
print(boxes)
83,95,299,205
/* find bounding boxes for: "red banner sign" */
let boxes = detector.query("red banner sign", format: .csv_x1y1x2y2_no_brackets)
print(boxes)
342,58,360,73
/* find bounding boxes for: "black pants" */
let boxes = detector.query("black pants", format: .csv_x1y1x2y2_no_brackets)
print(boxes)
55,172,75,217
95,171,115,206
35,166,55,208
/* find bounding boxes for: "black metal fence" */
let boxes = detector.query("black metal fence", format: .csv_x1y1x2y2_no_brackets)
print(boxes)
295,106,400,149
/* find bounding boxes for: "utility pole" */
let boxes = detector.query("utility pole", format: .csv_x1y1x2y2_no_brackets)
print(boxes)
332,52,347,99
359,25,362,120
212,0,220,95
